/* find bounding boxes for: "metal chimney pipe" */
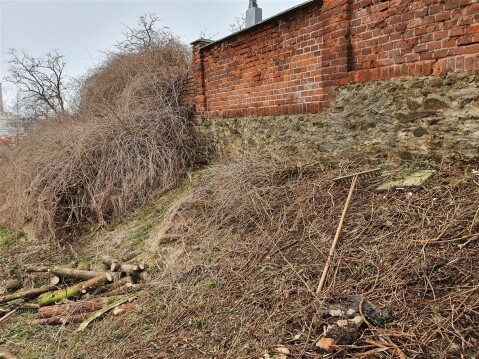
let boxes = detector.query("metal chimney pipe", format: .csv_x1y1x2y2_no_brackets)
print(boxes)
246,0,262,28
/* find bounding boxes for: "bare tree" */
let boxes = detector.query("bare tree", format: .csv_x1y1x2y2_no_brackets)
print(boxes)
229,15,246,33
5,49,70,118
115,14,177,52
198,26,219,40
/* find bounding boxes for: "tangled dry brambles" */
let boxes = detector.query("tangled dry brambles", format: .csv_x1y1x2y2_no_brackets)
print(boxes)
0,39,196,239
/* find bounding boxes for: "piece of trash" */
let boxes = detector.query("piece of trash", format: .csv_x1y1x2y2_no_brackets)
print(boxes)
347,296,393,327
292,334,301,341
377,170,436,191
267,345,290,359
336,319,349,328
350,315,364,326
329,309,344,317
315,337,336,352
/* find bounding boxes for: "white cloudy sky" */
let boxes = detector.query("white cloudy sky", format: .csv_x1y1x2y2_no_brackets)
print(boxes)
0,0,304,108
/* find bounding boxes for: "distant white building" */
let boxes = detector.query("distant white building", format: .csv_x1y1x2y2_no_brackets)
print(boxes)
0,83,22,141
0,112,20,137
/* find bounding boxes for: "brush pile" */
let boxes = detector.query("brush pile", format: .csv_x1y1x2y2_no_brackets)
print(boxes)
0,253,146,327
0,32,195,239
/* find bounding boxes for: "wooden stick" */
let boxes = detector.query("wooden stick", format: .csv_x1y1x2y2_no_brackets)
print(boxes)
316,174,358,295
383,335,407,359
29,313,91,326
0,309,17,324
26,266,104,281
0,285,55,305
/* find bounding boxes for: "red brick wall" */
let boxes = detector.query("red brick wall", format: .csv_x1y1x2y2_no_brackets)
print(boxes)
190,0,479,119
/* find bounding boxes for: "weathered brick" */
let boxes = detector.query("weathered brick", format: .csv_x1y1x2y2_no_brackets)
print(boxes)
186,0,476,119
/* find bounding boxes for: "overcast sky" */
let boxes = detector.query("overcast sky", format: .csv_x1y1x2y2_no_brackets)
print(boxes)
0,0,304,108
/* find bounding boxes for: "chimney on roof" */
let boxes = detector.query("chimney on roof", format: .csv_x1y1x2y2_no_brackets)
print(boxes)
246,0,262,28
0,83,3,114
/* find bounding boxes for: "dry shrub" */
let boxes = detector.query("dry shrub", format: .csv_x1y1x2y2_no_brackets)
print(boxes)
62,159,478,359
0,40,196,238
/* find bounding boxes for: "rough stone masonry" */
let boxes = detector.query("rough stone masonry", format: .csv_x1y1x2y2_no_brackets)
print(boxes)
201,72,479,162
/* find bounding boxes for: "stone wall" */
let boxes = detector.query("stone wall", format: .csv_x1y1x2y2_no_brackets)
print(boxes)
189,0,479,120
199,71,479,162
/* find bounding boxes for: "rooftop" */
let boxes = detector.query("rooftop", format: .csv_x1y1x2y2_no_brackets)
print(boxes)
193,0,319,50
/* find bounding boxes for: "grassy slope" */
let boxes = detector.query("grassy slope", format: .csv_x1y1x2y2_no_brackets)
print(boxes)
1,161,478,359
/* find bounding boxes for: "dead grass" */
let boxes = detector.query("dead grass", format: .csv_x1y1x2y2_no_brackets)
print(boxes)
2,159,477,358
0,40,196,239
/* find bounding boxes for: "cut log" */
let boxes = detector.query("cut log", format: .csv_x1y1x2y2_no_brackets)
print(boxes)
25,265,50,273
26,266,104,281
5,279,22,292
100,255,145,275
77,294,139,332
37,297,108,319
50,276,61,286
0,285,55,305
116,263,142,275
29,313,91,326
105,271,122,283
100,255,117,268
38,274,112,307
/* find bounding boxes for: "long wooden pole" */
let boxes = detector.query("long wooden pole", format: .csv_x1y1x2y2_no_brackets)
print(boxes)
316,174,358,295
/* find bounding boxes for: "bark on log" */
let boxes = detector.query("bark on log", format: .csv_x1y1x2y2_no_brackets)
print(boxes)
100,255,117,268
29,313,91,326
77,294,138,332
26,266,104,281
38,274,112,307
37,297,108,319
0,285,55,305
77,262,91,271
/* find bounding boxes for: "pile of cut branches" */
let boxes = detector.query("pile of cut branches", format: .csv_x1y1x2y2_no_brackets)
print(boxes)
0,253,146,328
0,31,195,239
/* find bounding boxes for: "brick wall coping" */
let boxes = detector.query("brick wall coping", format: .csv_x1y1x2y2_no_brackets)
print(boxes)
196,0,320,51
